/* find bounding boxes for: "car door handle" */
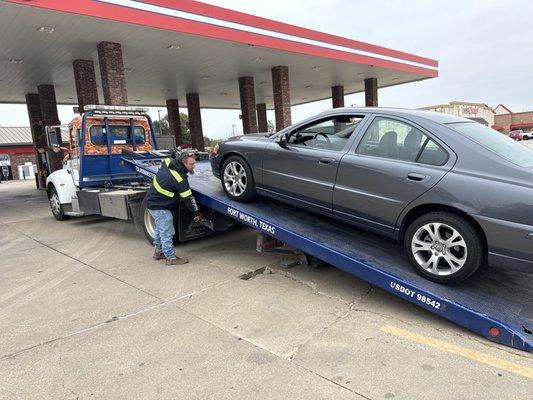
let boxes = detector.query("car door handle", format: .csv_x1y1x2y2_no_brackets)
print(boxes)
318,158,335,164
407,173,429,181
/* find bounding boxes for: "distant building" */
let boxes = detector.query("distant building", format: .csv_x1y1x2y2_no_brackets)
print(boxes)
491,104,533,134
419,101,495,126
0,127,38,181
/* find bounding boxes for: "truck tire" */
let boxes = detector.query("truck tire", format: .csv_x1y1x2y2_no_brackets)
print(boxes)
140,196,156,245
49,187,69,221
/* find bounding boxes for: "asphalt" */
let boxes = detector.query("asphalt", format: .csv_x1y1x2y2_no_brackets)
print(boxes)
0,179,531,400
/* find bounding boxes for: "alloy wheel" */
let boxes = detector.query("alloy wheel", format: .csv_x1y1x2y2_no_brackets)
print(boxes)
223,161,247,197
411,222,467,276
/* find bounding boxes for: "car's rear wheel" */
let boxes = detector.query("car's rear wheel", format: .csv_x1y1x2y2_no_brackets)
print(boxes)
49,187,69,221
523,135,530,140
404,212,483,284
221,156,256,202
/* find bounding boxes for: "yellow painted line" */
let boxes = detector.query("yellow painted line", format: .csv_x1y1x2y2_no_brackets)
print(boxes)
380,325,533,380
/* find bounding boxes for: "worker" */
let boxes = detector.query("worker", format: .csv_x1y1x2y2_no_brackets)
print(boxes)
145,152,201,265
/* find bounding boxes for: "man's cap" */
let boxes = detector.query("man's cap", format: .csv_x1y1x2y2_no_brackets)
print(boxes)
178,151,196,161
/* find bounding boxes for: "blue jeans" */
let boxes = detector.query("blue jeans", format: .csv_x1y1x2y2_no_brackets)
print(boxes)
148,209,176,259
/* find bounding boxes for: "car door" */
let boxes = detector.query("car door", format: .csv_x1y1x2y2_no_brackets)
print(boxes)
333,115,456,234
262,115,365,213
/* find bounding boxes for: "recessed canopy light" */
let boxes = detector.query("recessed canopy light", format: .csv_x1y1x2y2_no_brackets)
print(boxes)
37,26,55,33
124,67,133,72
259,81,269,85
357,73,365,77
252,57,263,63
392,77,399,81
9,58,23,64
200,75,210,79
134,99,141,102
162,89,170,93
219,92,228,96
166,44,181,50
311,66,320,71
302,97,308,100
305,85,313,89
66,97,74,100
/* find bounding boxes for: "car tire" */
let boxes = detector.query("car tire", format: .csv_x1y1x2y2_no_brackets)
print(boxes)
221,155,256,202
524,135,530,140
404,212,483,284
49,187,69,221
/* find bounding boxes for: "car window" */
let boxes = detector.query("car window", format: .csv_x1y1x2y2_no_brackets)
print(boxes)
356,116,448,165
450,122,533,168
288,116,363,151
89,125,146,146
417,139,448,166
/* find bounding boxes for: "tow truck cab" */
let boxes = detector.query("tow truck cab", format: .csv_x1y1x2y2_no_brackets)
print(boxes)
45,105,205,243
46,104,221,244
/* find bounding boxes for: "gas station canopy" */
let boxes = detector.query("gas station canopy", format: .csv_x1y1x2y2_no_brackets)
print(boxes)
0,0,438,109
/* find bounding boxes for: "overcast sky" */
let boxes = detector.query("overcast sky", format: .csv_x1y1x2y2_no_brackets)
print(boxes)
1,0,532,139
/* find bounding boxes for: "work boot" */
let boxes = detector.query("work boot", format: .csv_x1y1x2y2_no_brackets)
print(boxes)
165,257,189,265
153,250,165,260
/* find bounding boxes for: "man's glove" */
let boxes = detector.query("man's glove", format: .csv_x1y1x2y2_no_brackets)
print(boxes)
192,213,203,223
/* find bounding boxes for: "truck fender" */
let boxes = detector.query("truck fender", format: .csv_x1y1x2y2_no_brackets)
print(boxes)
46,169,77,204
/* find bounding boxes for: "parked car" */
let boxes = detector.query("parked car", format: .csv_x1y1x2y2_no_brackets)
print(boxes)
510,130,530,141
210,108,533,284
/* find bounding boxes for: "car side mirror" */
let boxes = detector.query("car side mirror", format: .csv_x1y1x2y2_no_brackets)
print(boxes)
277,134,288,147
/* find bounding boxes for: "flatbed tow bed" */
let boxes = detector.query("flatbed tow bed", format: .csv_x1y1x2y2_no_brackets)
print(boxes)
127,158,533,352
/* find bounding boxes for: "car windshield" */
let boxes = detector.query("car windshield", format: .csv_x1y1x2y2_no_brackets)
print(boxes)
449,122,533,168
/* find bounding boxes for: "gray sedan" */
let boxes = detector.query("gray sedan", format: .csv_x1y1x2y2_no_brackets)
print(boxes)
210,108,533,283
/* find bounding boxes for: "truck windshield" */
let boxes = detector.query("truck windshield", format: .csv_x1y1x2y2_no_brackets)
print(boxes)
449,122,533,168
90,125,146,146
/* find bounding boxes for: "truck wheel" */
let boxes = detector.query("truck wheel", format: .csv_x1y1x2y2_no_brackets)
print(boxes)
404,212,483,284
221,155,256,202
49,187,69,221
140,196,155,244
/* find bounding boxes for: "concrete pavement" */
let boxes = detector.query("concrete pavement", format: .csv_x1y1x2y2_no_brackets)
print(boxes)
0,180,531,399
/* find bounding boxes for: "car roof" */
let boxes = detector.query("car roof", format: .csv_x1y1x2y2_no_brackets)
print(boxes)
322,107,471,125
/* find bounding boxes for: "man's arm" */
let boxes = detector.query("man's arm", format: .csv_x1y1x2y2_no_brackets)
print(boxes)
175,179,199,213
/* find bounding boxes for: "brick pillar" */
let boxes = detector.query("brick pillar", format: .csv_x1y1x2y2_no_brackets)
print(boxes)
271,66,291,131
37,84,63,173
256,103,268,132
331,85,344,108
238,77,258,134
364,78,378,107
166,99,182,146
25,94,47,188
73,59,99,113
97,41,128,105
186,93,205,151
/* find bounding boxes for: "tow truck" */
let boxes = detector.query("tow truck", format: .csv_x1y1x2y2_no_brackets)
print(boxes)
45,105,225,244
46,105,532,352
